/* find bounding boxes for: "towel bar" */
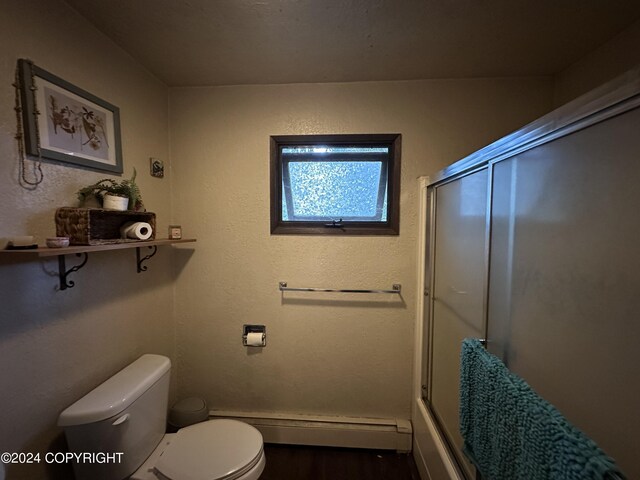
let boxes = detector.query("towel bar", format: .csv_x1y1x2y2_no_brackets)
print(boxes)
279,282,401,294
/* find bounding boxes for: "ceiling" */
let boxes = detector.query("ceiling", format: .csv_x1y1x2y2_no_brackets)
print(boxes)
63,0,640,87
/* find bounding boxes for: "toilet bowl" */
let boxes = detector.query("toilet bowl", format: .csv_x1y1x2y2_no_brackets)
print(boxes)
58,355,265,480
132,420,265,480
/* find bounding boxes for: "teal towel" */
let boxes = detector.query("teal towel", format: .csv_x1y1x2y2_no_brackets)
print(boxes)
459,338,625,480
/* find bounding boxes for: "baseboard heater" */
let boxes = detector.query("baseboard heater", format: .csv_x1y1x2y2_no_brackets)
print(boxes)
209,410,412,453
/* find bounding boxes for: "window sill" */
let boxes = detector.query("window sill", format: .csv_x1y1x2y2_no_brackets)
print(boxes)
271,224,399,235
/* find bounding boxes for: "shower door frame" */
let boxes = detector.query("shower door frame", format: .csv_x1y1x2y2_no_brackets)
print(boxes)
423,165,492,480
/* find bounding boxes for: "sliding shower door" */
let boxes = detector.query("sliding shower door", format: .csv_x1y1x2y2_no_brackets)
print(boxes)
427,167,489,479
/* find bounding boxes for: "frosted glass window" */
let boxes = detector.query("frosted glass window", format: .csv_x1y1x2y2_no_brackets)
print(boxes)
283,158,386,221
271,135,401,235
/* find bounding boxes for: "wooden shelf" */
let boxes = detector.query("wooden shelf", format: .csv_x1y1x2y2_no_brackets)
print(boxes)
0,238,196,257
1,238,196,291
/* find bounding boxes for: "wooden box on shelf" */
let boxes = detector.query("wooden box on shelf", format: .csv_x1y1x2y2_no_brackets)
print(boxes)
55,207,156,245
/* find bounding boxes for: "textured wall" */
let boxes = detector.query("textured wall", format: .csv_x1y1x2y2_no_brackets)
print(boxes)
0,3,556,478
0,1,174,479
553,18,640,106
169,78,552,420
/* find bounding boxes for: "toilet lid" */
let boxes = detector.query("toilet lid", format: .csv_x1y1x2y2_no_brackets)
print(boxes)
155,420,264,480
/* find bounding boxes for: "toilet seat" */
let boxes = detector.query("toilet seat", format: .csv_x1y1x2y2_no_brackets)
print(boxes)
154,420,264,480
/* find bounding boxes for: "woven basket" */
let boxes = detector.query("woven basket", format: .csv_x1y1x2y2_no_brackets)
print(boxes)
55,207,156,245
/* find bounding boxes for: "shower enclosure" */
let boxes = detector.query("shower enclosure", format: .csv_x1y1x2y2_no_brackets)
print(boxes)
413,68,640,480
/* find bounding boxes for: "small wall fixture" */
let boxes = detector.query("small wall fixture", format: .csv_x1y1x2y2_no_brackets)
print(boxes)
243,325,266,347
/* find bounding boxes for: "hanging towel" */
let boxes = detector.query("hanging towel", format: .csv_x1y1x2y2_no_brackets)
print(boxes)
459,338,625,480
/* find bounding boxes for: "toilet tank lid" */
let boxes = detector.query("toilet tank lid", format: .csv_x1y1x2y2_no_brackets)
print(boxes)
58,354,171,427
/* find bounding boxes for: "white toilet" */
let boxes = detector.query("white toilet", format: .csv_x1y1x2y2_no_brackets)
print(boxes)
58,354,265,480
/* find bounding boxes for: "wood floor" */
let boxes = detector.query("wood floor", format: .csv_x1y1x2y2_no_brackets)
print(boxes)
260,444,422,480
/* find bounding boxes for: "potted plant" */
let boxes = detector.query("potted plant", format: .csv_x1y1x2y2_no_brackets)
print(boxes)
77,168,144,211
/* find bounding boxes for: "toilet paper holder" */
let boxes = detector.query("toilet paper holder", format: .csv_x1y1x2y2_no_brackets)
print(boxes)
242,324,266,347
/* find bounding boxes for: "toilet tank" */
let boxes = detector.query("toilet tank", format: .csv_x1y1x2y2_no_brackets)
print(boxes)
58,354,171,480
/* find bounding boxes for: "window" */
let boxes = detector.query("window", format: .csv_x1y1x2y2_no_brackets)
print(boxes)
270,134,401,235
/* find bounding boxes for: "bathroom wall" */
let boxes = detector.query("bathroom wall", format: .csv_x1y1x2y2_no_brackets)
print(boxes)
169,78,552,420
0,1,175,479
553,18,640,106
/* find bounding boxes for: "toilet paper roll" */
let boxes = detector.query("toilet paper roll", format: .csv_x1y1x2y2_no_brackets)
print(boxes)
120,222,153,240
246,332,264,347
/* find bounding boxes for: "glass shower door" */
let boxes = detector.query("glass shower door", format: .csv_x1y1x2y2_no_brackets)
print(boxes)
427,168,489,479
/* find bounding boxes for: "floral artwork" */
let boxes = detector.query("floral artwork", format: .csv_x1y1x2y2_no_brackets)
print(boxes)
18,59,122,173
44,86,110,161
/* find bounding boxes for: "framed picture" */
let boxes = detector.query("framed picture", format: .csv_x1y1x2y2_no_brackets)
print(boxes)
18,59,123,174
150,157,164,178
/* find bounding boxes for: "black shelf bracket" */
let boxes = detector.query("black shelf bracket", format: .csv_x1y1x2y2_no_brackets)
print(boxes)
57,252,89,291
136,245,158,273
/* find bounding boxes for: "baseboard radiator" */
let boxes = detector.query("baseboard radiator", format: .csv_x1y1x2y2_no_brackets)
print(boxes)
209,410,412,453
